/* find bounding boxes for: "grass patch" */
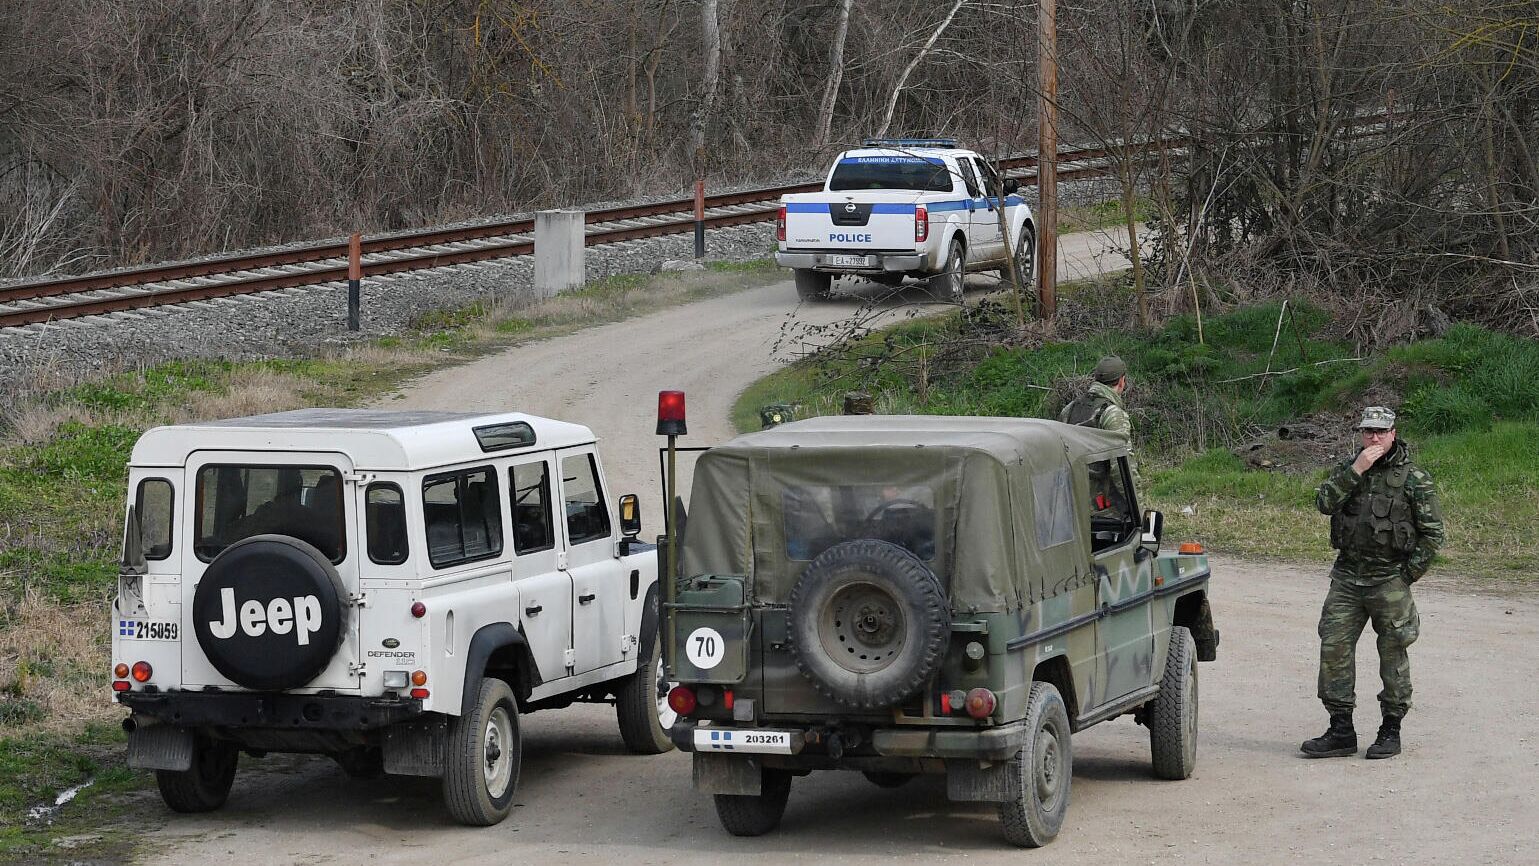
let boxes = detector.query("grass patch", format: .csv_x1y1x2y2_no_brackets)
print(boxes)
0,726,148,863
1058,197,1150,234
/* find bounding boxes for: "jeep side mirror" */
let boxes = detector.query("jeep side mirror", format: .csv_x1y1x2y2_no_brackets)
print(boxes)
618,494,642,539
1141,509,1164,549
1003,178,1020,195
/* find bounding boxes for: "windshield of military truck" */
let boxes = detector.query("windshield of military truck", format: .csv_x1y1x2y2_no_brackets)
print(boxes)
194,465,345,562
783,484,936,562
828,156,953,192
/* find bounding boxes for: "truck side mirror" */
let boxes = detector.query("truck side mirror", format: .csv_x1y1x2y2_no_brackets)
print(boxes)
1141,509,1164,549
1003,178,1020,195
618,494,642,539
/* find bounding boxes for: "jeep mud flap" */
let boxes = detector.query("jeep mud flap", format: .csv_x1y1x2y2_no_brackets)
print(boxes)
693,752,769,796
126,723,195,771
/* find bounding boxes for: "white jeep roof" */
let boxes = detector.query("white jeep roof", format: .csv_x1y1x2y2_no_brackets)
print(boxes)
130,408,596,471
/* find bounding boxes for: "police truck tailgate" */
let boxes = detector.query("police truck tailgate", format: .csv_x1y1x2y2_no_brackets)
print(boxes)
782,190,920,257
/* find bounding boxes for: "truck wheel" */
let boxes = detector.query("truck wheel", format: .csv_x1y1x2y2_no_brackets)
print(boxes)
862,771,916,788
788,539,949,710
794,269,833,301
714,768,793,836
1002,224,1036,288
616,630,675,754
155,736,238,813
998,682,1072,848
1149,626,1198,780
443,677,521,826
929,240,966,300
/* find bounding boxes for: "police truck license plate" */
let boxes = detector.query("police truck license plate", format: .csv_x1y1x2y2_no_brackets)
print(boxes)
118,619,179,641
829,255,870,267
693,728,794,755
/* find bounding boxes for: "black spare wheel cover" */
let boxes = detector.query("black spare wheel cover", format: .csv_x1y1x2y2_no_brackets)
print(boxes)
788,539,950,710
193,535,348,691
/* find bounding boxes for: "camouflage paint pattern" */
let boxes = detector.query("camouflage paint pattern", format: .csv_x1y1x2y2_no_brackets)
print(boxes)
1317,576,1419,716
1315,439,1444,586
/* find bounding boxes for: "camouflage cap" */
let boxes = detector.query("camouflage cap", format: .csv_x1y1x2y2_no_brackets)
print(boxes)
1357,406,1396,430
1092,355,1128,384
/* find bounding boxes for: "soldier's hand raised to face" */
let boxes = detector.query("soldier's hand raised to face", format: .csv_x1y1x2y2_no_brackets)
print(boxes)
1352,443,1390,475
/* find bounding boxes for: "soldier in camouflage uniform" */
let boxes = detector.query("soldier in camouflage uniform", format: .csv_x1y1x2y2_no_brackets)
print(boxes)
1060,356,1132,441
1302,406,1443,760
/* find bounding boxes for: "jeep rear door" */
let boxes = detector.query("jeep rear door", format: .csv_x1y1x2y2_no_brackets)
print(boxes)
558,449,628,675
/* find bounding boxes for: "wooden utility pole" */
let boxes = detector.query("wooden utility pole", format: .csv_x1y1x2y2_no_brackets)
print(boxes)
1036,0,1058,319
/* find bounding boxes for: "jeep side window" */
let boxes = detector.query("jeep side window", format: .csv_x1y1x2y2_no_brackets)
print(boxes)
136,478,174,560
561,453,611,545
365,483,408,565
957,158,981,198
422,466,503,568
1085,458,1137,553
194,465,345,563
510,460,555,553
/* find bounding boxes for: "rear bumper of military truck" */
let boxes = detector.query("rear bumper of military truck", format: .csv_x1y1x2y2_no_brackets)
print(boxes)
672,719,1026,762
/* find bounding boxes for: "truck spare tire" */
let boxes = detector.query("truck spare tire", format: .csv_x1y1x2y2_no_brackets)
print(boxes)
788,539,949,709
192,535,348,690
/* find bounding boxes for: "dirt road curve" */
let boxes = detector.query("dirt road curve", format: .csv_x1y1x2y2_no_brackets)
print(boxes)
144,240,1539,865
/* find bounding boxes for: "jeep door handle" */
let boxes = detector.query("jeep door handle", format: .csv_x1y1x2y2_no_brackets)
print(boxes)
577,592,597,605
525,604,543,617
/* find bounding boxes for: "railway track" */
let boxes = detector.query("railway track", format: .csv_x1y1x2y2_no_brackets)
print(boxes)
0,139,1174,331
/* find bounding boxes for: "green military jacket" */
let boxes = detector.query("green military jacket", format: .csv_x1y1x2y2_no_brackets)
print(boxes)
1315,439,1444,585
1060,381,1136,478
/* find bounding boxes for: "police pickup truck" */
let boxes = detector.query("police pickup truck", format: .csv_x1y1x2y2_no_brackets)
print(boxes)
775,138,1036,301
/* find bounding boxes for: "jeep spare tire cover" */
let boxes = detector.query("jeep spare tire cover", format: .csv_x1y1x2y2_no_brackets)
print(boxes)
788,539,950,710
192,534,348,691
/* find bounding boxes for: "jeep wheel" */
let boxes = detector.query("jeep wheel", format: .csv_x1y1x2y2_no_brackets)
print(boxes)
929,240,966,301
155,736,238,813
794,268,833,301
862,771,916,788
714,768,793,836
788,539,949,710
1149,625,1199,780
616,631,675,754
998,682,1072,848
443,677,521,826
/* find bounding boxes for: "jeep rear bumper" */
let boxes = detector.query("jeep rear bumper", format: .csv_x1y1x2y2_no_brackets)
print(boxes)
775,251,927,273
119,689,423,731
672,719,1026,761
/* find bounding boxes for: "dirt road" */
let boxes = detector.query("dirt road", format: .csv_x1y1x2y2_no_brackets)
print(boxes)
142,240,1539,864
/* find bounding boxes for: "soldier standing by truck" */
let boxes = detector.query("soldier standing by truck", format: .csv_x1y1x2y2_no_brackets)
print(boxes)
1302,406,1444,760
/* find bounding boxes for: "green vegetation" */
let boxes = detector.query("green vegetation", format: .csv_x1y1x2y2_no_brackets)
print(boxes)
0,726,146,862
1058,197,1150,234
734,290,1539,578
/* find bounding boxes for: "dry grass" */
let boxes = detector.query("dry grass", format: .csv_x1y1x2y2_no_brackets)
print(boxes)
1,402,102,447
167,367,309,423
0,586,116,736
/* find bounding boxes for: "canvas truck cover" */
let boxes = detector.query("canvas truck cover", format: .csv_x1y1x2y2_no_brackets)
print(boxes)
680,415,1128,613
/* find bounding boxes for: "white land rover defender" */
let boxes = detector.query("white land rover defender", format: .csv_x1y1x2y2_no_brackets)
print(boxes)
111,409,672,826
774,138,1036,301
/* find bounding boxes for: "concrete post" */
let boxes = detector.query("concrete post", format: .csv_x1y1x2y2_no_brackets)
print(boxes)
534,209,585,298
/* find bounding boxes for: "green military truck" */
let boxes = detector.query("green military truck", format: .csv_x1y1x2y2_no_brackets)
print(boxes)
660,415,1217,847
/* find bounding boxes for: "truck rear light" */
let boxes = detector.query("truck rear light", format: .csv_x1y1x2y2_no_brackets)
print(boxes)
723,689,735,710
776,205,787,242
410,688,430,699
1178,542,1206,554
915,205,929,242
657,391,687,436
964,687,997,719
411,670,428,686
410,601,426,618
384,671,408,689
112,680,132,692
667,685,697,715
114,663,129,679
131,661,153,683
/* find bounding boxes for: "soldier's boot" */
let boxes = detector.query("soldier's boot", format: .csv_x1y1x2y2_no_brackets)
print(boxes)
1300,713,1357,758
1365,715,1402,760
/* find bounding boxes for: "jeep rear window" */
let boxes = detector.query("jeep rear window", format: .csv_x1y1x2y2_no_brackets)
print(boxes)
829,156,953,192
194,465,345,563
782,484,936,562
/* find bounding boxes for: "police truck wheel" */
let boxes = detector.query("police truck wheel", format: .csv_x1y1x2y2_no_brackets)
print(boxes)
1004,223,1036,288
1149,626,1199,780
788,539,949,710
713,768,793,836
616,630,675,754
443,677,521,826
155,736,238,813
998,682,1072,847
794,269,833,301
930,240,966,300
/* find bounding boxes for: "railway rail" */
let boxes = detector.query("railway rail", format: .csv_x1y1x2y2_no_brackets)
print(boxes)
0,137,1180,331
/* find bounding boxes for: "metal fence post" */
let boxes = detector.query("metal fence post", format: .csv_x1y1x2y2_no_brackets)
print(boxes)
347,231,362,331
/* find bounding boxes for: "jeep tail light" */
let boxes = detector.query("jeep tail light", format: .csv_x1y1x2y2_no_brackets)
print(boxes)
410,601,426,618
776,205,787,242
964,687,996,719
112,680,131,692
667,685,697,715
410,688,430,699
723,689,735,710
131,661,153,683
114,663,129,679
657,390,687,436
411,670,428,686
915,205,929,242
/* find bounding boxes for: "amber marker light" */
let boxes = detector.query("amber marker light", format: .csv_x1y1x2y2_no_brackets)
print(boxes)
1178,542,1206,555
411,670,428,686
114,663,129,679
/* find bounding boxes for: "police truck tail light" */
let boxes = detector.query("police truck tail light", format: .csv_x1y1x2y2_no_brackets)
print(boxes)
915,205,929,242
131,661,153,683
776,205,787,242
964,687,997,719
114,663,129,679
667,685,697,715
656,390,687,436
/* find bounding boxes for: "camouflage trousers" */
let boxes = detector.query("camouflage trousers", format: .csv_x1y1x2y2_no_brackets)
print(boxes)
1317,576,1420,717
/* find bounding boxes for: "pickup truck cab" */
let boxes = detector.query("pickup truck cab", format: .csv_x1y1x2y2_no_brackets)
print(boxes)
775,138,1036,301
112,408,672,826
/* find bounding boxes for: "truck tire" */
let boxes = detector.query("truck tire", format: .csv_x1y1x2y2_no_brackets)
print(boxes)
788,539,949,710
616,630,675,754
998,682,1072,847
155,736,238,813
443,677,521,826
929,239,966,300
794,268,833,301
1001,223,1036,289
1149,626,1199,780
714,768,793,836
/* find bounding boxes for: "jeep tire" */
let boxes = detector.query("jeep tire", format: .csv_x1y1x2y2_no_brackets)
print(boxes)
616,629,674,755
443,677,521,826
156,735,238,813
1149,625,1199,780
788,539,949,710
794,268,833,301
998,682,1072,848
714,768,793,836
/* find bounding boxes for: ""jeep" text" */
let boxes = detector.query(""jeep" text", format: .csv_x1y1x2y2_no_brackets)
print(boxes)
208,587,323,645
